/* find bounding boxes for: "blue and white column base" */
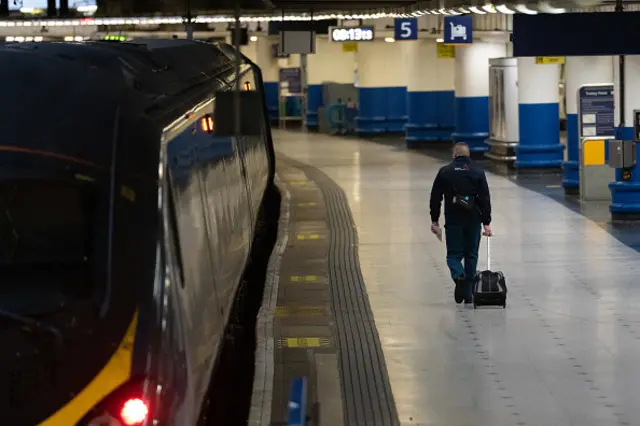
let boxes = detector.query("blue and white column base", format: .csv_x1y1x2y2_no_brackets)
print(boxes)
452,96,489,153
515,103,565,168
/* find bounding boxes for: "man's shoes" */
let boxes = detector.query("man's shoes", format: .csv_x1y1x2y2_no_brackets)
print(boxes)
463,296,473,304
454,276,465,304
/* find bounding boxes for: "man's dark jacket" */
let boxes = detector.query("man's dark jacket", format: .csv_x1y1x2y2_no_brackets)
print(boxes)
429,156,492,226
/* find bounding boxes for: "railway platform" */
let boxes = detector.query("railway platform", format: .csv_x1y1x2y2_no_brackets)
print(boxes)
250,130,640,426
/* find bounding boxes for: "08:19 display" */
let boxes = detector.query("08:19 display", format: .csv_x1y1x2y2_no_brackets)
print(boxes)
331,27,374,42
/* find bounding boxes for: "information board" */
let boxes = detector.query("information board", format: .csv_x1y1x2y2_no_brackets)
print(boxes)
279,67,302,94
330,26,374,42
394,18,418,41
578,84,614,138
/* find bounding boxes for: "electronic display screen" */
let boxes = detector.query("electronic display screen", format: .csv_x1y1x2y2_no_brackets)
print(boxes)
330,26,375,42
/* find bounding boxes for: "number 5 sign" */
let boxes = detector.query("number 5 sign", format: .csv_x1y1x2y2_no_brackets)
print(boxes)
394,18,418,41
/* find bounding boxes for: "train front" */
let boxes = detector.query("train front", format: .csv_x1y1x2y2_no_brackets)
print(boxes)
0,43,157,425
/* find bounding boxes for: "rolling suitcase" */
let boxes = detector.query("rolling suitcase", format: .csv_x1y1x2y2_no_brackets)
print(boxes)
473,236,507,309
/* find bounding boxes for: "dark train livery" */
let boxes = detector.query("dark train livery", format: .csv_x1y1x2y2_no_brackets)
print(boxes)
0,39,274,425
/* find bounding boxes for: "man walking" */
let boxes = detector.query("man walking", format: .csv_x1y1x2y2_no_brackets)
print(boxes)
429,142,493,304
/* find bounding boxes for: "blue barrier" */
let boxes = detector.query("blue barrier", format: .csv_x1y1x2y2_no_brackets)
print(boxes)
286,377,308,426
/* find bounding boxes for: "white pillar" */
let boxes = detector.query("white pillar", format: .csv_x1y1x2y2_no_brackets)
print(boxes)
452,42,506,152
404,40,455,144
355,41,407,133
563,56,614,191
253,36,279,122
515,57,563,168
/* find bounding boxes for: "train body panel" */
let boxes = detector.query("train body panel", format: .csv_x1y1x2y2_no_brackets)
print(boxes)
0,38,273,425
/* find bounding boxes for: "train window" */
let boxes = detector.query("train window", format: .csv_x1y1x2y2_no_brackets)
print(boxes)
165,175,185,287
0,179,97,313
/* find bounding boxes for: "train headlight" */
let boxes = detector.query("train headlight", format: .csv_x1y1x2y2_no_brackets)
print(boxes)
78,378,152,426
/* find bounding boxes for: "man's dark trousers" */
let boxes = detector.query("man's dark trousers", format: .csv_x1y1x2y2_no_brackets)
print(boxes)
444,220,482,299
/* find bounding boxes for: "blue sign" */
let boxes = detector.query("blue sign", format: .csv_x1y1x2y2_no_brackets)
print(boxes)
578,85,614,138
394,18,418,41
444,16,472,44
287,377,307,426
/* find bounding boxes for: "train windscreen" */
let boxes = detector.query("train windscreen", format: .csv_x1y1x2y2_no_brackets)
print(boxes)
0,179,98,314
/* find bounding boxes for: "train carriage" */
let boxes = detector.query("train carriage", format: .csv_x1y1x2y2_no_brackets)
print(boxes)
0,38,274,426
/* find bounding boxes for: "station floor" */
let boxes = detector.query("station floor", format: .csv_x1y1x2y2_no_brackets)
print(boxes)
262,130,640,426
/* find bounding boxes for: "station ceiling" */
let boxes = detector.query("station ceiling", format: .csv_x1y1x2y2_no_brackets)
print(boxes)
97,0,423,16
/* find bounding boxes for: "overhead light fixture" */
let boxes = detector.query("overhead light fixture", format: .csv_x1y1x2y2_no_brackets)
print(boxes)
537,2,566,13
430,9,441,14
448,9,462,15
496,5,515,13
250,35,258,41
436,38,444,42
469,6,487,14
384,37,395,43
482,4,498,13
514,4,538,14
458,7,470,13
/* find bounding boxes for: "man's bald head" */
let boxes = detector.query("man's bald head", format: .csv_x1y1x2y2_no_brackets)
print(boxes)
453,142,470,158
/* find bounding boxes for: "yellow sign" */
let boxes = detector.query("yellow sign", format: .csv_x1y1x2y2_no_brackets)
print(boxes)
342,42,358,53
278,337,331,348
290,275,320,283
535,56,565,65
437,44,455,59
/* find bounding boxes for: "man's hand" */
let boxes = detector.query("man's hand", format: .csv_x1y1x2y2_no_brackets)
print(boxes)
482,224,493,237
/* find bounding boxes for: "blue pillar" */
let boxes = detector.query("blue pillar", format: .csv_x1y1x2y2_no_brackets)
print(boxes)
452,42,506,153
516,103,564,168
452,96,490,153
515,57,564,168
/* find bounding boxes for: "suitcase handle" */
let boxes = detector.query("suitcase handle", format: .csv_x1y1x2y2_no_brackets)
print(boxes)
486,235,491,271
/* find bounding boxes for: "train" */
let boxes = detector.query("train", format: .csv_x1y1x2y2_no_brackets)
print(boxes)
0,38,274,425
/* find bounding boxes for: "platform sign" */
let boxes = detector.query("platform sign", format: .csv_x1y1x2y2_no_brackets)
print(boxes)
437,43,455,58
535,56,565,65
578,84,614,138
279,67,302,95
394,17,418,41
444,16,472,45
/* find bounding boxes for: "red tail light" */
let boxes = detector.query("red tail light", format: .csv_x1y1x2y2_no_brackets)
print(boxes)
79,377,153,426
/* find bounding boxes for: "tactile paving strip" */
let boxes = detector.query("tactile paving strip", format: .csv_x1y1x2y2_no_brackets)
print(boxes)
281,154,400,426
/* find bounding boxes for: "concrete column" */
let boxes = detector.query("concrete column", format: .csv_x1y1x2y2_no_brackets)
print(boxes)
255,36,279,123
355,41,407,134
515,57,565,168
563,56,613,193
404,40,455,146
453,42,506,153
306,38,355,128
610,55,640,218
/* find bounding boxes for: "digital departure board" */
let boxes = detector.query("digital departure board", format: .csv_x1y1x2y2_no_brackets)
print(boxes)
330,26,375,42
